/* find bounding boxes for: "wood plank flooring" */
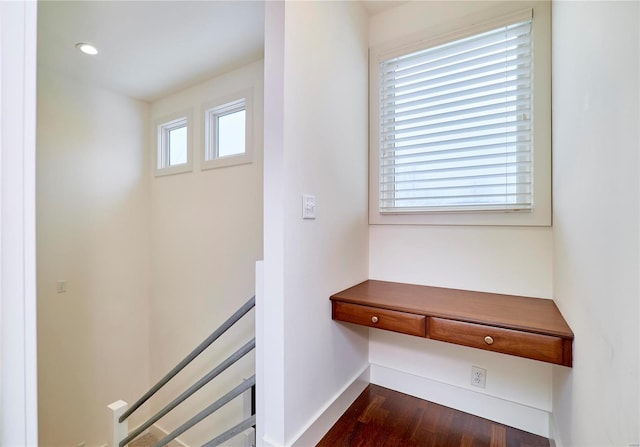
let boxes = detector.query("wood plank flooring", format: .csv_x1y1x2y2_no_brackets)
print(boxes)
317,385,550,447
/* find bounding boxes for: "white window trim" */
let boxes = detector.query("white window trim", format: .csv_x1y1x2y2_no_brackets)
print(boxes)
201,88,254,170
369,3,551,226
154,109,193,177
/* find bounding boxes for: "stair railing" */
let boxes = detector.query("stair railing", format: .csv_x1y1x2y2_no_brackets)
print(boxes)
108,296,256,447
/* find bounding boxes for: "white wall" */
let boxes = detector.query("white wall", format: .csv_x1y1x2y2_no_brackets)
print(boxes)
261,3,286,444
37,59,263,446
262,2,370,445
37,69,151,446
551,2,639,445
368,1,555,436
0,1,38,445
148,60,263,446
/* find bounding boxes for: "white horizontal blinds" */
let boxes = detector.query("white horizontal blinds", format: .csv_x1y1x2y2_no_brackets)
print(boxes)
379,16,533,213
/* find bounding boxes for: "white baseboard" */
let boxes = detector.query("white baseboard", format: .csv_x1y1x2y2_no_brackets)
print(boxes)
150,424,190,447
261,436,281,447
257,361,552,446
289,365,370,447
548,414,562,447
370,363,550,437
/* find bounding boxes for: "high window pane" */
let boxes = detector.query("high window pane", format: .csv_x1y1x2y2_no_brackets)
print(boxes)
217,110,246,157
168,126,187,166
202,91,254,170
155,114,191,176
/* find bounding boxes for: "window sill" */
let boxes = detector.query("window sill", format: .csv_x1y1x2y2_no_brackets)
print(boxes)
154,163,192,177
370,207,551,227
201,153,253,171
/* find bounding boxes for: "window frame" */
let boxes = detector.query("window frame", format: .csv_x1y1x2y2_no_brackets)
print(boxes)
369,5,551,226
154,109,193,177
202,88,254,170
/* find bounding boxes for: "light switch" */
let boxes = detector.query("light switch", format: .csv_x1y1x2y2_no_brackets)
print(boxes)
302,194,316,219
56,280,67,293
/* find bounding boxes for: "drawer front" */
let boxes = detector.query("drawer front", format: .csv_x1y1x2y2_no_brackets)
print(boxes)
332,301,426,337
428,318,565,365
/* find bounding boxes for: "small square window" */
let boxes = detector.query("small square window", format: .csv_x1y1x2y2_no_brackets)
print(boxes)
155,111,193,176
202,89,253,170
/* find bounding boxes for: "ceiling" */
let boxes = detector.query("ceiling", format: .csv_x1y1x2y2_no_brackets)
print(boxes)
37,1,405,103
361,0,407,15
37,1,266,102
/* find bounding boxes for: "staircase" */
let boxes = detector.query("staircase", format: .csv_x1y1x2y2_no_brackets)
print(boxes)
129,433,159,447
109,296,256,447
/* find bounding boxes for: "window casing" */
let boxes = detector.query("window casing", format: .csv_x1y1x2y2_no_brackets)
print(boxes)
370,6,551,226
155,111,193,176
202,89,254,170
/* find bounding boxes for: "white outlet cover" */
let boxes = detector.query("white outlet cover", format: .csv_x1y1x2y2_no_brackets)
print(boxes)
471,366,487,388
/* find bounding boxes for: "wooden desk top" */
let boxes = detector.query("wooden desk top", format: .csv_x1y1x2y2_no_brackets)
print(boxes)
330,280,573,339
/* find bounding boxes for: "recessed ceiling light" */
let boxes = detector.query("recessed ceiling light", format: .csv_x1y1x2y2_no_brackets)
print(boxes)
76,43,98,56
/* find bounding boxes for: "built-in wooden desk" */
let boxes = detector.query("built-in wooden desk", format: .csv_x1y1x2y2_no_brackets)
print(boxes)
331,280,573,367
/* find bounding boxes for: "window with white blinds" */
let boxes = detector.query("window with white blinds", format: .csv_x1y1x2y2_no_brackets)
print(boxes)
377,13,534,215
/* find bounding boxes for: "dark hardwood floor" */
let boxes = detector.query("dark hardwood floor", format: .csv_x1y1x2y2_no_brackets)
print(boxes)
317,385,550,447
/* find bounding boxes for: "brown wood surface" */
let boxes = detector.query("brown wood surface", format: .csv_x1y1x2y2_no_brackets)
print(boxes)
330,280,574,366
333,301,426,337
316,384,550,447
331,280,573,338
562,338,573,367
429,317,566,366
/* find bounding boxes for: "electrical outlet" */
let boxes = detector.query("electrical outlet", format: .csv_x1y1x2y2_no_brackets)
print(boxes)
471,366,487,388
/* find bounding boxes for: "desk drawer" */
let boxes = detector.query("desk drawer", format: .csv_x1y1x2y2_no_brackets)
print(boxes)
332,301,426,337
428,317,565,365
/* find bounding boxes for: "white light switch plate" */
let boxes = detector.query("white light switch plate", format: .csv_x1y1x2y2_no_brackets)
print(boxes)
302,194,316,219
